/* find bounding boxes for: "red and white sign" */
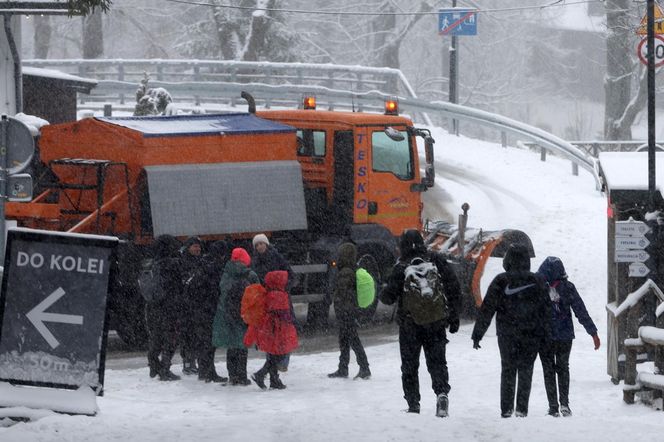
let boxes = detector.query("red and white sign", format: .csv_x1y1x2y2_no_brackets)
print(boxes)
637,35,664,67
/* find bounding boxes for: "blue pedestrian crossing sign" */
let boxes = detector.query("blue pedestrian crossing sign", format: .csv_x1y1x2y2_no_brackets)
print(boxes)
438,8,478,36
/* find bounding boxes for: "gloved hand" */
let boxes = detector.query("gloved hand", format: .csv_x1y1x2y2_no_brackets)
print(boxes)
592,334,601,350
473,339,481,350
448,317,460,334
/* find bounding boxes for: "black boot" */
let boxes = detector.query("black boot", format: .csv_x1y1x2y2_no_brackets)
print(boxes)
159,370,181,381
327,368,348,378
182,360,198,376
251,371,267,390
354,367,371,380
270,378,287,390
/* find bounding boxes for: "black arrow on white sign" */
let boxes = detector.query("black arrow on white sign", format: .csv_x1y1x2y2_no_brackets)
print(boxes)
26,287,84,349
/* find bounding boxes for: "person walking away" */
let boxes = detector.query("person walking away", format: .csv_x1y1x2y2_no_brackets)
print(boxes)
537,256,600,417
380,230,461,417
327,242,371,380
195,240,231,383
179,236,204,375
212,247,259,385
246,270,299,390
471,243,552,418
145,234,182,381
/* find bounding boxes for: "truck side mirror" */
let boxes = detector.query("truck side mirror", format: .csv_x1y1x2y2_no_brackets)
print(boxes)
423,136,435,187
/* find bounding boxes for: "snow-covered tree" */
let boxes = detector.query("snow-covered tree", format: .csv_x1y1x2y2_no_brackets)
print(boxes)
134,73,173,116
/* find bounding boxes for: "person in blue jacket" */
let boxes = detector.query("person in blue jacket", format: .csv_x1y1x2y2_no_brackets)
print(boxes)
537,256,600,418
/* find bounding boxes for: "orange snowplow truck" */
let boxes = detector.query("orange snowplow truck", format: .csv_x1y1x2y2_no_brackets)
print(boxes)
6,92,530,346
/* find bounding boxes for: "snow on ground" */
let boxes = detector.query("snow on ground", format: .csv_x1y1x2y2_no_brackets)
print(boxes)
2,129,663,441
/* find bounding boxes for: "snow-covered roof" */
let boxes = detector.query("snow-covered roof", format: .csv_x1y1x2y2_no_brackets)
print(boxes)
599,151,664,191
22,67,97,86
95,113,296,138
0,1,74,15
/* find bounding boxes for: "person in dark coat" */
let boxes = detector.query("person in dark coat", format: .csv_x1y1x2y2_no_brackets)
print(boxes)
251,233,294,285
471,243,552,418
327,242,371,380
246,270,299,390
145,234,182,381
212,247,259,385
380,230,461,417
537,256,600,417
178,236,204,375
193,240,231,383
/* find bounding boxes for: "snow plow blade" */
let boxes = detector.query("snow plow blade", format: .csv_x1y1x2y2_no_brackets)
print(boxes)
424,221,535,318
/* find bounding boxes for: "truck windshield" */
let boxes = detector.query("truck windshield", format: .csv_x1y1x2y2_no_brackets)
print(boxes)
371,129,413,180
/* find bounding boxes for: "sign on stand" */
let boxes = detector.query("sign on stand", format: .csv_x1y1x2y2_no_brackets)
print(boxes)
615,219,653,277
0,229,118,400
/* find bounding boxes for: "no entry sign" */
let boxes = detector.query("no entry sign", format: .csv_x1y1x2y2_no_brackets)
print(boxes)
0,229,118,394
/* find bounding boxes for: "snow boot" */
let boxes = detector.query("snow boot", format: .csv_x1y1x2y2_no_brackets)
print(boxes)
354,367,371,380
200,373,228,384
406,404,420,414
159,370,181,381
327,368,348,378
548,407,560,417
560,405,572,417
251,372,267,390
501,410,513,418
270,378,287,390
230,377,252,386
436,393,449,417
182,360,198,376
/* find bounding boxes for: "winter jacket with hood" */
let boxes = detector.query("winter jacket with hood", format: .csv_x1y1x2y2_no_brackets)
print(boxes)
333,243,359,316
537,256,597,341
244,270,299,355
212,255,259,349
380,229,461,326
471,244,552,342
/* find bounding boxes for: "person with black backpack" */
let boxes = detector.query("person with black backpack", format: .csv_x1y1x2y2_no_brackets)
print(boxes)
144,234,182,381
380,230,461,417
471,243,552,418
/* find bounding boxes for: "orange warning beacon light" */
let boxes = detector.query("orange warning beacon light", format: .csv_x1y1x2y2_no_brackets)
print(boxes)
384,97,399,115
303,95,316,110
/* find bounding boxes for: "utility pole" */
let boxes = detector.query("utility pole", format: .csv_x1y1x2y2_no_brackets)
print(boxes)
648,0,656,207
449,0,459,135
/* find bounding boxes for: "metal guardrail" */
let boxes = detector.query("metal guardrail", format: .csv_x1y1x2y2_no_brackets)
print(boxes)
22,59,599,188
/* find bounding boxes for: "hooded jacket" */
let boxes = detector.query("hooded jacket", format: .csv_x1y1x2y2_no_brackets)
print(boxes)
380,230,461,326
212,258,259,349
244,270,299,355
471,244,552,342
537,256,597,341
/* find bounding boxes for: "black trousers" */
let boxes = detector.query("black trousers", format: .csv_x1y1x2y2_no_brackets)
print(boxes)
145,303,178,375
497,335,539,415
336,313,369,370
227,348,248,380
399,319,449,408
540,340,573,409
193,309,218,378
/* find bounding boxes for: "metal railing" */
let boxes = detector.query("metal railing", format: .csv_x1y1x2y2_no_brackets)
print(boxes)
22,59,599,188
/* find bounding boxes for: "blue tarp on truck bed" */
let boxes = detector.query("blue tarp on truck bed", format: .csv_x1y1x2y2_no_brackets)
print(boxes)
95,113,295,137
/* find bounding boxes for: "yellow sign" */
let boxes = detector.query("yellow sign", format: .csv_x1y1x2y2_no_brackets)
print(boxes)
637,3,664,35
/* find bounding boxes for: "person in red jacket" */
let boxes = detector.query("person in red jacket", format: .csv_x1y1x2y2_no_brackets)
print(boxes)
246,270,299,390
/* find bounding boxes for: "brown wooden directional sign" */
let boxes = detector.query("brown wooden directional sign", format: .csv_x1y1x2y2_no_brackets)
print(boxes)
0,229,118,394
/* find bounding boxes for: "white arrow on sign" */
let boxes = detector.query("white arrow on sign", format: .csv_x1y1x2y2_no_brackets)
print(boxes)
615,236,650,251
26,287,84,349
614,250,650,263
629,262,651,278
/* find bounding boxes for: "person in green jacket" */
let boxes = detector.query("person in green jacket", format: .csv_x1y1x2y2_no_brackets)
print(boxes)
212,247,259,385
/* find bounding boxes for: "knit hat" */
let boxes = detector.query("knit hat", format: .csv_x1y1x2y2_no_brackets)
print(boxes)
231,247,251,267
252,233,269,248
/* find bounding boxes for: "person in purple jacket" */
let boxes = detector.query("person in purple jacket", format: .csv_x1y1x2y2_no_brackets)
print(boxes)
537,256,600,418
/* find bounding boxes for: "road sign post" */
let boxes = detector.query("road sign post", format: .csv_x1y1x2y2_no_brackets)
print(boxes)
0,229,118,402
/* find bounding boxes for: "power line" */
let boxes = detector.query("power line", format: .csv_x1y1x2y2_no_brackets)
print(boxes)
161,0,606,17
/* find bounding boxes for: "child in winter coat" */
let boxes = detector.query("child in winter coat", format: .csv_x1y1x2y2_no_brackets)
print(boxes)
245,270,299,390
537,256,600,417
